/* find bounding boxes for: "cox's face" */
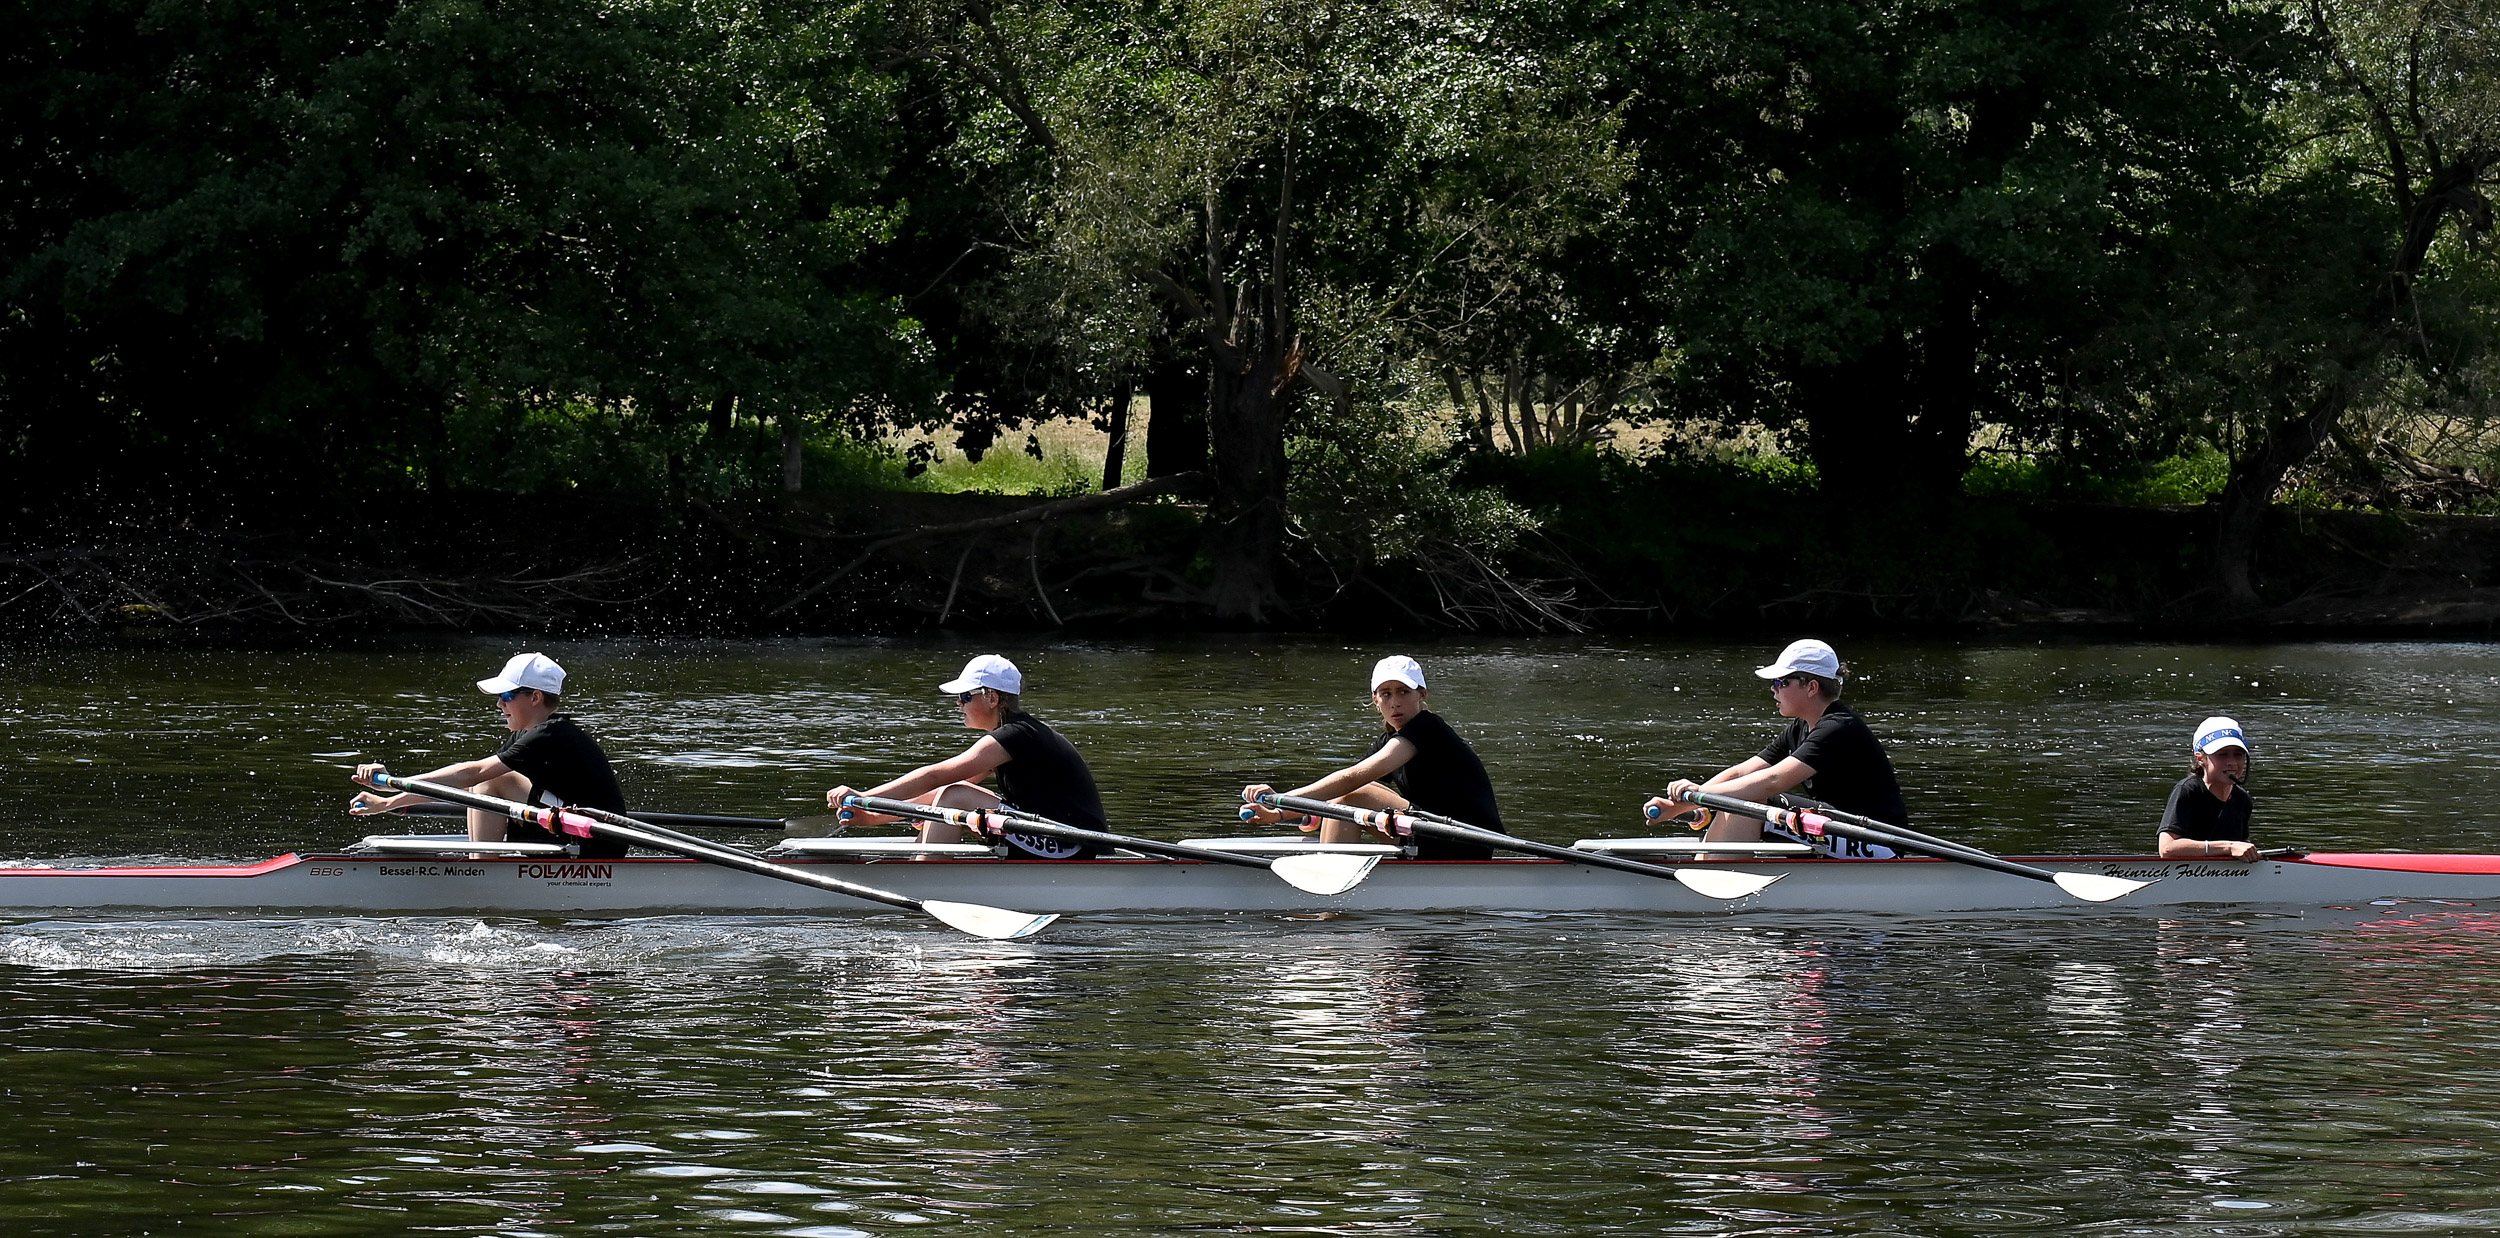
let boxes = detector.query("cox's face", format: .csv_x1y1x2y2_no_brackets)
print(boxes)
2199,746,2248,781
1373,682,1425,729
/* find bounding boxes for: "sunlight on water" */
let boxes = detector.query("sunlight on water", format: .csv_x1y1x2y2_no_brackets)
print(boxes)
3,637,2500,1233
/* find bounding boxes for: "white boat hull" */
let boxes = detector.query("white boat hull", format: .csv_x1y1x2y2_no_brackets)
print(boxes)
0,852,2492,918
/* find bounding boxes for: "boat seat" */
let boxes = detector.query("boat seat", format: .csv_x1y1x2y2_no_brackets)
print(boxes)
770,838,999,857
1574,838,1816,857
1178,838,1404,856
355,834,573,857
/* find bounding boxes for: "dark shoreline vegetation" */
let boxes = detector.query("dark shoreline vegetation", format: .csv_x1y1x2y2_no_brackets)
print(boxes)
16,444,2500,639
3,0,2493,640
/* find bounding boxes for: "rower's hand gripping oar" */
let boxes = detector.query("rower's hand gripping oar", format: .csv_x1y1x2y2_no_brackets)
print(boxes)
1251,792,1781,901
1664,789,2153,904
840,794,1377,897
355,772,1056,940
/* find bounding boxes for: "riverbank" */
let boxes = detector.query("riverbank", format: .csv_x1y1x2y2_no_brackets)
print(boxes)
7,481,2500,638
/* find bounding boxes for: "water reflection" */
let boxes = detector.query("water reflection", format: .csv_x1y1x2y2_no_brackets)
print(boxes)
10,639,2500,1233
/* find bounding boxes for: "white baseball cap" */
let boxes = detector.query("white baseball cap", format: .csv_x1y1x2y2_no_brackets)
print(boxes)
2194,716,2248,754
940,654,1023,695
1756,638,1842,681
478,652,566,695
1371,655,1427,691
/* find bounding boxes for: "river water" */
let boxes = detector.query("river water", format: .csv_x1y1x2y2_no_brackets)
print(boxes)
2,636,2497,1235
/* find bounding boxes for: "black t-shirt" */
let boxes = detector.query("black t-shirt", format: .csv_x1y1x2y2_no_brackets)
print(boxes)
1370,710,1505,860
2159,774,2251,844
990,713,1108,859
496,714,629,859
1756,702,1910,827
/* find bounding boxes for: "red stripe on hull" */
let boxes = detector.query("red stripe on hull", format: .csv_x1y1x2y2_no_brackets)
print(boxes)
2296,853,2500,874
0,854,306,878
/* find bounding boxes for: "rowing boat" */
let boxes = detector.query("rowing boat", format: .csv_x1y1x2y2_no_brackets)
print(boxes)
2,834,2495,917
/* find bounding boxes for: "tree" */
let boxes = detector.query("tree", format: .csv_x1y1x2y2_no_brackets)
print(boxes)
886,0,1624,617
0,0,920,505
2202,0,2498,604
1574,0,2297,509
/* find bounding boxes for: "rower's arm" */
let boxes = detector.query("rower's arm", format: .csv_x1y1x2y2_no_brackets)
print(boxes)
2159,833,2258,859
1705,756,1812,803
351,757,512,813
1683,758,1813,843
867,736,1012,802
1288,737,1417,803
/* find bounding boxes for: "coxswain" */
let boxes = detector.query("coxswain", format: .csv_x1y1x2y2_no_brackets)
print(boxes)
348,652,631,859
2158,716,2258,859
1241,655,1506,859
1645,638,1907,857
826,655,1108,859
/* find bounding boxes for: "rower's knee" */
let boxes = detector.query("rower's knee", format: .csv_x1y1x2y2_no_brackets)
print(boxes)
929,782,998,812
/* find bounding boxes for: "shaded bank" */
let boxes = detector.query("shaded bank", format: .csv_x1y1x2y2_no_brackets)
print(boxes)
9,479,2500,638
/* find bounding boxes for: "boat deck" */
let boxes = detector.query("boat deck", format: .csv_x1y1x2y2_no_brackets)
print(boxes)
0,849,2492,918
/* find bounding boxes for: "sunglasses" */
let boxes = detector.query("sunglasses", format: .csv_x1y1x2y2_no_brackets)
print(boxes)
498,689,535,703
956,688,989,704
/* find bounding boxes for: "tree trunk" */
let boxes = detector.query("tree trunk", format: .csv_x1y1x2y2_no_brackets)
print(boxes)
1142,354,1209,478
1099,383,1133,491
781,414,805,493
2212,378,2357,606
1443,368,1490,452
1799,333,1928,508
1202,342,1291,621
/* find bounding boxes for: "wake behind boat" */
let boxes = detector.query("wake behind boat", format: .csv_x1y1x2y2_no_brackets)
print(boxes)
2,834,2495,918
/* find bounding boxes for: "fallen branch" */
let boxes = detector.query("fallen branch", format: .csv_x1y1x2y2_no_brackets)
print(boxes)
770,472,1208,616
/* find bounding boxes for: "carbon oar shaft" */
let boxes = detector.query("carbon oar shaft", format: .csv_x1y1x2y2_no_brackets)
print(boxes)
389,801,841,833
1772,795,1993,860
1674,789,2151,903
364,774,1055,938
842,794,1376,896
1257,792,1779,900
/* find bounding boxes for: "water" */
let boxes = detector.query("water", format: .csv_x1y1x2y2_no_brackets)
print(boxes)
3,635,2499,1234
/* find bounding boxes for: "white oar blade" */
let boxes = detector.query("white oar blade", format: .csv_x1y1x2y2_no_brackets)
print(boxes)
1674,867,1784,901
1268,852,1378,896
923,900,1058,940
2052,871,2156,903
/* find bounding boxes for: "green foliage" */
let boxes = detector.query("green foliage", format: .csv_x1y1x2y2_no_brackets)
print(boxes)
6,0,2493,616
1,0,926,501
1962,449,2233,506
1286,386,1537,567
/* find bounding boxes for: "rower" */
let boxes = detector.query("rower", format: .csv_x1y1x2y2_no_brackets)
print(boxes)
825,655,1108,859
1240,655,1508,859
1645,638,1907,858
2158,716,2258,859
348,652,631,859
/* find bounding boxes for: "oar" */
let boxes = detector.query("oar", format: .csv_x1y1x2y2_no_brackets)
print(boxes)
390,801,847,834
1667,789,2152,903
359,772,1056,940
839,794,1377,897
1252,792,1781,901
